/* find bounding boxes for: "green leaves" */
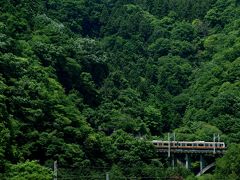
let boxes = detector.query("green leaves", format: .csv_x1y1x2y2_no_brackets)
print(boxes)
171,21,196,41
0,0,240,179
215,144,240,179
0,123,10,171
6,160,52,180
175,121,222,141
144,105,163,135
157,56,192,95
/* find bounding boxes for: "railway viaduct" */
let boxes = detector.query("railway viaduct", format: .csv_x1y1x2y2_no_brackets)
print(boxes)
152,134,226,176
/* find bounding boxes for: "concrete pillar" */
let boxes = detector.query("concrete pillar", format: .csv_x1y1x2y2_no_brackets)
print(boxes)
185,154,190,169
172,154,175,169
106,173,109,180
200,154,205,171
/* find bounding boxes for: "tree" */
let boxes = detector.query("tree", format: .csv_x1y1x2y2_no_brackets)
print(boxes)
215,144,240,179
6,160,52,180
157,56,192,95
171,21,196,42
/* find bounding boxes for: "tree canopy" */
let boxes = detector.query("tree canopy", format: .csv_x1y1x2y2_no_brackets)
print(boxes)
0,0,240,178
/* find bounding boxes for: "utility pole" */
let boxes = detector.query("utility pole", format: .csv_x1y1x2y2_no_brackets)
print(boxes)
168,133,171,158
213,134,216,154
173,132,176,142
54,161,57,180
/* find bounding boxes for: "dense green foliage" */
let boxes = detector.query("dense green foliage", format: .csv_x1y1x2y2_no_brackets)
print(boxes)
6,160,52,180
0,0,240,178
215,144,240,179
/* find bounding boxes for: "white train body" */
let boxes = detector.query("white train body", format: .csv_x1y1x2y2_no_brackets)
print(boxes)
152,140,226,149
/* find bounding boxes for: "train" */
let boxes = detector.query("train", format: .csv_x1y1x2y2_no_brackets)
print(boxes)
152,140,226,150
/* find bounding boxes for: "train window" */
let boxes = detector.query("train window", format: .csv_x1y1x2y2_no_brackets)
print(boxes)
182,143,185,146
205,144,209,146
210,144,213,146
164,143,168,146
193,144,197,146
187,144,192,146
198,144,204,146
153,143,157,145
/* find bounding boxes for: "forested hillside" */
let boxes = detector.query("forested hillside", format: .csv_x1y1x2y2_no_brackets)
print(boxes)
0,0,240,179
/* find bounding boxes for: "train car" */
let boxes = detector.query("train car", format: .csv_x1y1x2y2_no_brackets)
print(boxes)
152,140,226,150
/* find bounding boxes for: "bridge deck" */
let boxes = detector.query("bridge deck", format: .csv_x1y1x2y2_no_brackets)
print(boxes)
156,148,225,154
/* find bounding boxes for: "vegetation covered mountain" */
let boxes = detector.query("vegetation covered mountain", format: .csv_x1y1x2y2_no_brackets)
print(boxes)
0,0,240,179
